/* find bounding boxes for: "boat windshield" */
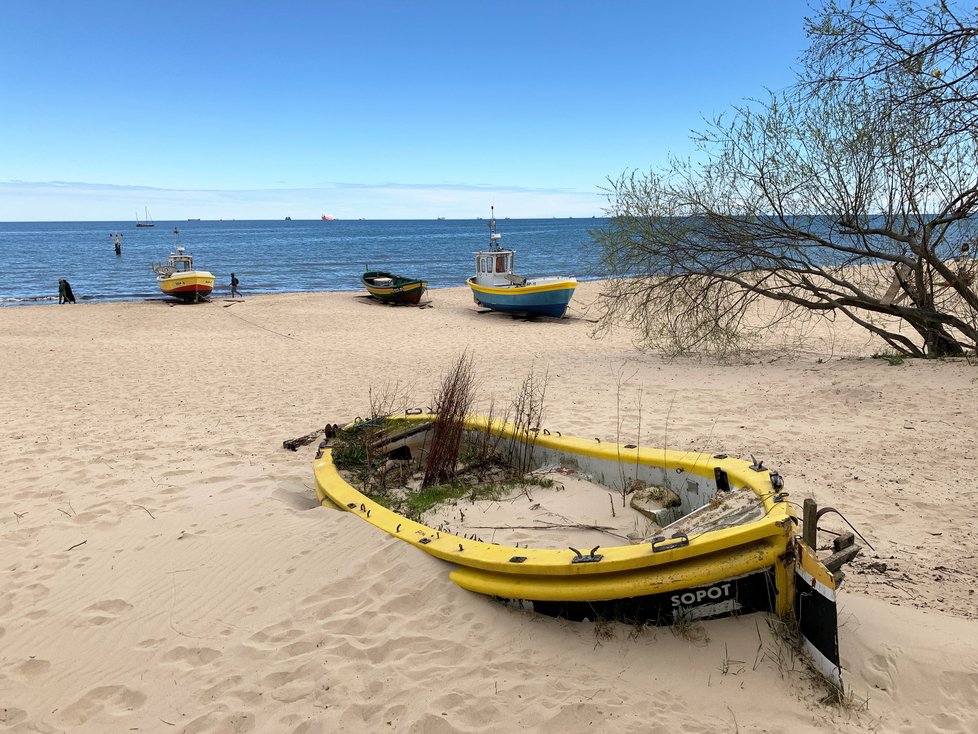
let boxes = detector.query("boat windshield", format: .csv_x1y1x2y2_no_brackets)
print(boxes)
169,255,193,272
477,253,512,274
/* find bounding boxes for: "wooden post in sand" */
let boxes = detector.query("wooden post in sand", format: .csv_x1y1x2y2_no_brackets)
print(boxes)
802,498,818,549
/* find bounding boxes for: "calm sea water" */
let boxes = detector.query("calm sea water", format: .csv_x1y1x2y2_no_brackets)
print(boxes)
0,218,607,306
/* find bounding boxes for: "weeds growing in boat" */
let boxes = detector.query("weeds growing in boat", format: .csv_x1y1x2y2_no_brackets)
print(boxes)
507,365,548,474
331,358,558,522
330,398,555,523
613,362,641,508
422,352,476,488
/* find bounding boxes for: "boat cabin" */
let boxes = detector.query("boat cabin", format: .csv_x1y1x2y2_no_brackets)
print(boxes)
153,247,196,278
168,247,195,272
473,247,527,287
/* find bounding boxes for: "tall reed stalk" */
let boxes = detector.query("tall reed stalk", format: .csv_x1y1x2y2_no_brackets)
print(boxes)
422,353,476,488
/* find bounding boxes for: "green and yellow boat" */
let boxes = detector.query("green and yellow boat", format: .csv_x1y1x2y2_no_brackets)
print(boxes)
361,269,428,305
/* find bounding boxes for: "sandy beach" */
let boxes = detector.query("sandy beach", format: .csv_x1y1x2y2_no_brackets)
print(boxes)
2,281,977,733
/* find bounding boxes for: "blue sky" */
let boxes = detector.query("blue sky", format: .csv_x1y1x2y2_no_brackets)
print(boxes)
0,1,811,221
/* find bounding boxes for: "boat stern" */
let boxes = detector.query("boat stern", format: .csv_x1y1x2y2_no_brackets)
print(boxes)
794,542,843,689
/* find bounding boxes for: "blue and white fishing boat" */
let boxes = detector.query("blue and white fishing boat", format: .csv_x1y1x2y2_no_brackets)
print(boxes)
467,209,577,318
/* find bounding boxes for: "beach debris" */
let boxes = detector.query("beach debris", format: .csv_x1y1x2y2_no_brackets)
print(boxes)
630,485,682,520
130,504,156,519
284,424,341,451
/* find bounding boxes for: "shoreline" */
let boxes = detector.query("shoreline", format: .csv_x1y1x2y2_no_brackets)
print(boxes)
0,277,607,308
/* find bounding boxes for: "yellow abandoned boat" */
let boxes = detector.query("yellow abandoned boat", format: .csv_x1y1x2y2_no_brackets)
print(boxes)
314,412,852,688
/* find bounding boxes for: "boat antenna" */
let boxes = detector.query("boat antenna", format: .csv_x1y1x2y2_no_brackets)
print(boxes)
488,206,501,251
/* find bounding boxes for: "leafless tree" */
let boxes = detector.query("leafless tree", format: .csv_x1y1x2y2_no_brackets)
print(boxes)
595,0,978,357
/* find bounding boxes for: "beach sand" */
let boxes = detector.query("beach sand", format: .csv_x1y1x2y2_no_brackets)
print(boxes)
1,282,977,733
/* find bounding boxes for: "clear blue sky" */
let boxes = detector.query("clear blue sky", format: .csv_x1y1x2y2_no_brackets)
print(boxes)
0,1,811,221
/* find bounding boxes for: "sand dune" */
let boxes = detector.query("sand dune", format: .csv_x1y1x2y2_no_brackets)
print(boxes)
1,282,976,733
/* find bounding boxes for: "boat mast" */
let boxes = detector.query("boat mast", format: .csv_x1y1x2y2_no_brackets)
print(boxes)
488,206,502,252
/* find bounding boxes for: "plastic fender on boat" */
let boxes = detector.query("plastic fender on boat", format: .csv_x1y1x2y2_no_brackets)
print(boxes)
448,537,783,602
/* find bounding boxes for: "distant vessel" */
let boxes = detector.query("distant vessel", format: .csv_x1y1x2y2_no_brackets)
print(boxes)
285,216,292,221
466,208,577,318
437,217,446,221
321,214,335,221
187,218,201,222
136,208,155,228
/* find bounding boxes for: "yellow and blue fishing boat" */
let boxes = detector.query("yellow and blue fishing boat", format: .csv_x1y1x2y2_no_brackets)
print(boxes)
467,209,576,318
314,412,850,688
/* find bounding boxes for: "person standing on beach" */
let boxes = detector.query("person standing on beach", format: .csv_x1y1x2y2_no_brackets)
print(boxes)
230,273,240,298
61,279,76,304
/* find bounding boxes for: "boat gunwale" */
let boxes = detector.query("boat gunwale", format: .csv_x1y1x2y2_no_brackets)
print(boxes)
466,276,577,296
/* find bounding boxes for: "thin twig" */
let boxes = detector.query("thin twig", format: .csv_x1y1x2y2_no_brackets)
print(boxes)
65,540,87,552
131,504,156,519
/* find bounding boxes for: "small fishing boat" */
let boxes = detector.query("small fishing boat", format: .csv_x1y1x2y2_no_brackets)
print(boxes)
152,229,215,302
315,412,855,689
361,269,428,305
467,209,576,318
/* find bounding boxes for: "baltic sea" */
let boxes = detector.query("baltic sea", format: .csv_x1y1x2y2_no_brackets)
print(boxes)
0,218,606,306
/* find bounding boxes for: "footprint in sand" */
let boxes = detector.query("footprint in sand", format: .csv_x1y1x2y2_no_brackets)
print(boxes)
290,718,329,734
161,645,222,668
59,685,147,726
72,506,119,527
23,582,50,601
249,623,303,649
863,647,898,691
83,598,133,625
271,488,321,511
0,707,27,727
199,674,244,702
15,657,51,678
181,711,256,733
